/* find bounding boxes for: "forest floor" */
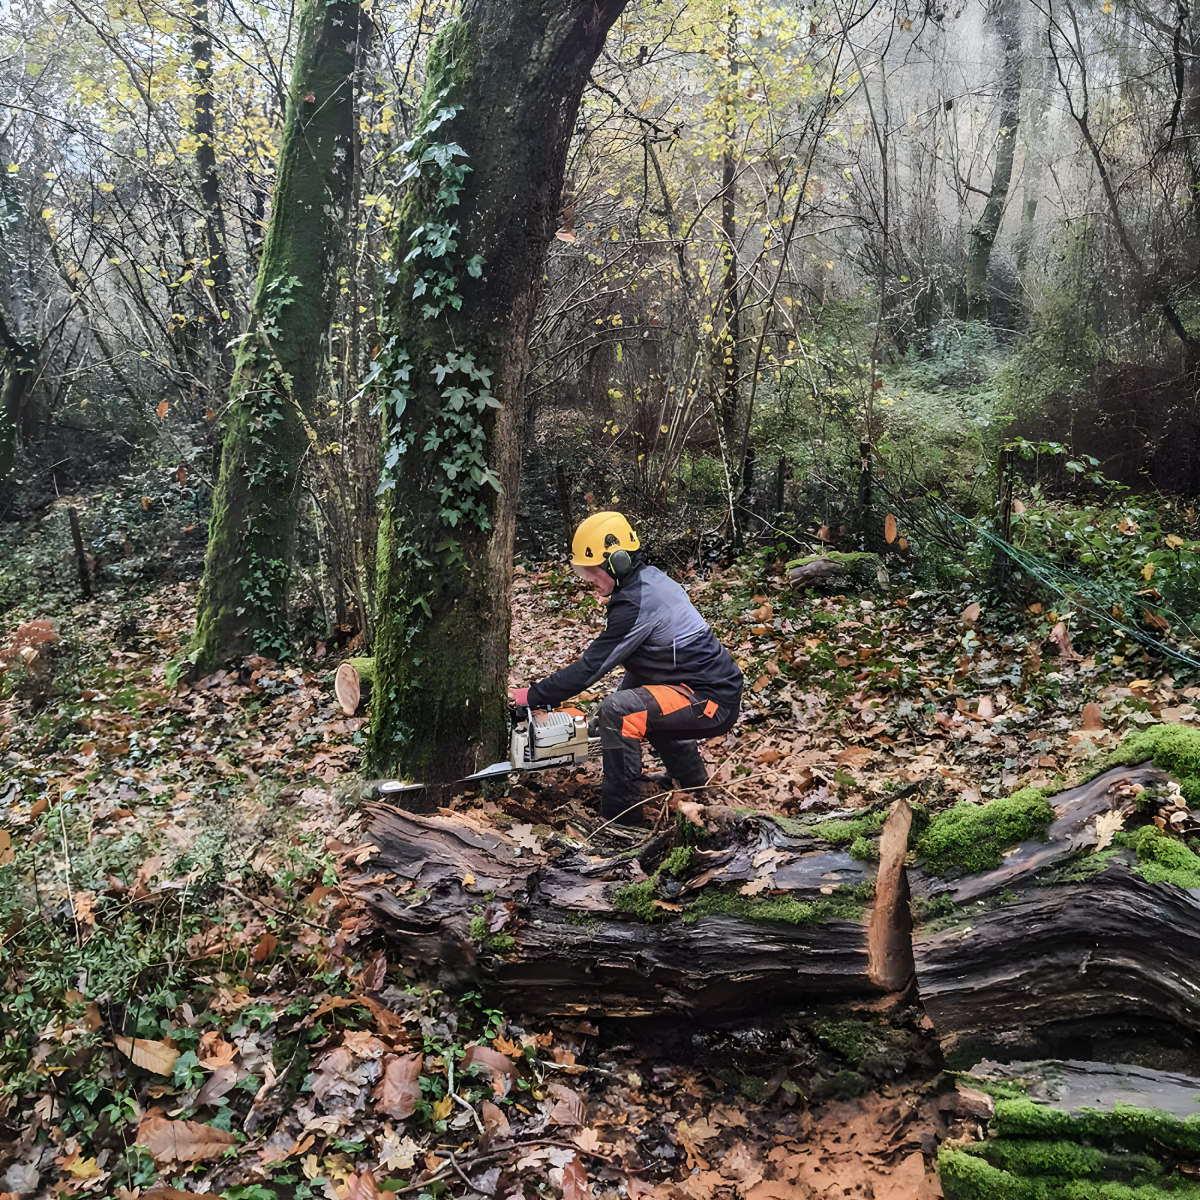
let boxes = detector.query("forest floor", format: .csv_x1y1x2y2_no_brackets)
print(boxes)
0,542,1189,1199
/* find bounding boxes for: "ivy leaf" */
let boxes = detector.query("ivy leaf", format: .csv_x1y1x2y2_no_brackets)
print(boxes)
466,255,484,278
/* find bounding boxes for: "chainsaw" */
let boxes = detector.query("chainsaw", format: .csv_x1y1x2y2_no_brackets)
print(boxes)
377,705,597,795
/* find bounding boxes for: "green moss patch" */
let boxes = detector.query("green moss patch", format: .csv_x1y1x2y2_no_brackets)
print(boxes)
681,882,873,927
940,1098,1200,1200
808,809,887,846
660,846,694,877
1108,724,1200,806
1115,826,1200,890
916,789,1054,876
614,880,657,922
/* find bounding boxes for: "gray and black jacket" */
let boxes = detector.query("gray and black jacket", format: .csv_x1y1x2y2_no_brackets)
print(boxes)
527,559,743,709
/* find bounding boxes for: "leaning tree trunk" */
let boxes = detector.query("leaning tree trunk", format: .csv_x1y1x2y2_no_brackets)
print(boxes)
366,0,627,783
964,0,1020,319
0,313,38,483
191,0,369,671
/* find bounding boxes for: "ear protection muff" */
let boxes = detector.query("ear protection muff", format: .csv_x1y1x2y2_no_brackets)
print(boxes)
605,548,632,580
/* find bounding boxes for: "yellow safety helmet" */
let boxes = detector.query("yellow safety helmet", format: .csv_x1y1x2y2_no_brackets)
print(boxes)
571,511,640,570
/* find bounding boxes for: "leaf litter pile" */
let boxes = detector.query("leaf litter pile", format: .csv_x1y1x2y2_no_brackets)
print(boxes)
0,553,1191,1199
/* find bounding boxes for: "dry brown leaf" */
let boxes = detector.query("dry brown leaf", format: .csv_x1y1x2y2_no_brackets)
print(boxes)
0,831,14,867
976,696,994,719
884,513,897,544
114,1034,180,1077
739,877,770,896
1094,808,1126,852
251,931,278,963
1081,702,1106,731
482,1099,511,1138
960,602,981,625
562,1153,589,1200
156,400,168,419
371,1052,423,1119
338,1170,383,1198
750,674,771,692
196,1031,236,1068
335,662,361,716
834,746,873,769
462,1042,518,1094
1047,621,1079,659
135,1109,238,1166
548,1081,585,1127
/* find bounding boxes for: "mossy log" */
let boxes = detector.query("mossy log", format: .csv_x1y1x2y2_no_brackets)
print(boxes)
909,762,1200,1065
354,800,916,1021
357,733,1200,1050
939,1058,1200,1199
786,552,882,591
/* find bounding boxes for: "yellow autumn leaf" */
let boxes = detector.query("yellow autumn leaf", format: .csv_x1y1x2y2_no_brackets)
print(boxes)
65,1156,102,1179
1142,562,1155,581
98,182,114,192
6,164,18,172
41,208,53,219
1167,534,1184,549
462,872,475,887
431,1094,453,1122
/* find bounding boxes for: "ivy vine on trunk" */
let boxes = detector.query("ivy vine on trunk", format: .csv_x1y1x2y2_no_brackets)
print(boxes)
366,0,627,784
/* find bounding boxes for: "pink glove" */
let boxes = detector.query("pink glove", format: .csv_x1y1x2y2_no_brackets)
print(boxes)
509,687,529,706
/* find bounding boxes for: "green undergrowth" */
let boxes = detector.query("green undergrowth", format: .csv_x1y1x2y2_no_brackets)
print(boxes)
784,550,880,589
939,1096,1200,1200
661,846,694,876
807,809,888,846
1109,725,1200,806
916,788,1055,875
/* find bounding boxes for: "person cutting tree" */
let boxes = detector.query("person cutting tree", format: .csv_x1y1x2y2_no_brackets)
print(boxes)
509,512,743,826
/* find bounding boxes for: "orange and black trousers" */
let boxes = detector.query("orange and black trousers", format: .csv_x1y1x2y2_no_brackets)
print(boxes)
596,678,740,822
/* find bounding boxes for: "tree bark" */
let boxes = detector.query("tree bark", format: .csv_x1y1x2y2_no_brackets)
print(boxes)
0,311,38,483
366,0,628,783
191,0,370,671
964,0,1021,319
189,0,236,388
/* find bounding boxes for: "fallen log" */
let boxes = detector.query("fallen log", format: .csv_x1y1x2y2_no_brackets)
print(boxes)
938,1058,1200,1199
909,761,1200,1065
355,725,1200,1056
355,799,915,1021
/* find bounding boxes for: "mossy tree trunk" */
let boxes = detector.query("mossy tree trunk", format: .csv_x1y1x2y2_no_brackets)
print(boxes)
191,0,370,672
367,0,627,783
0,311,38,483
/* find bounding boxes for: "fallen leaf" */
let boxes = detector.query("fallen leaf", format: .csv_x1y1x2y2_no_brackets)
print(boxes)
430,1094,453,1122
196,1032,236,1068
176,464,188,487
834,746,872,769
1094,808,1126,852
1081,702,1105,731
548,1081,585,1127
135,1109,238,1166
884,513,897,543
739,877,770,896
371,1052,423,1119
562,1152,589,1200
114,1035,180,1077
142,1190,224,1200
250,930,278,962
482,1099,511,1138
0,831,11,866
751,674,770,692
1047,621,1078,659
463,1043,517,1095
338,1170,383,1198
157,400,168,419
377,1127,422,1171
960,602,981,625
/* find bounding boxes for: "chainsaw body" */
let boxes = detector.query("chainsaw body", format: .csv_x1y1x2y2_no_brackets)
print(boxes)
377,705,597,793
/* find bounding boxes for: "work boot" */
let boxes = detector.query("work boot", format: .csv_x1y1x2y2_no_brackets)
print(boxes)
654,740,709,793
